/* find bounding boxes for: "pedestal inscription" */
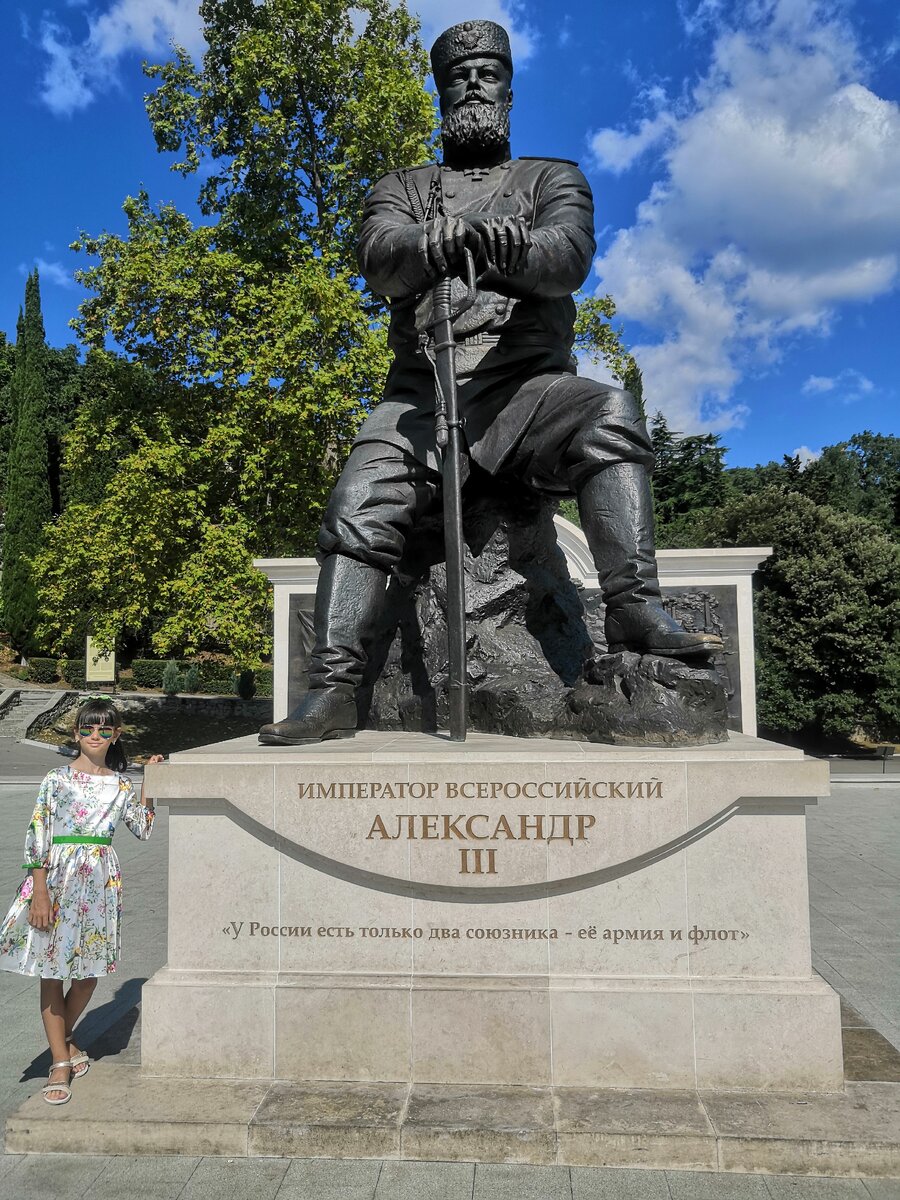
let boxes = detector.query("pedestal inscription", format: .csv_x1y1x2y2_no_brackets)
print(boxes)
143,732,842,1092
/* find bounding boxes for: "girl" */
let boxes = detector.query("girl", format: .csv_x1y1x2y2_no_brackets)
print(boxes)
0,697,159,1104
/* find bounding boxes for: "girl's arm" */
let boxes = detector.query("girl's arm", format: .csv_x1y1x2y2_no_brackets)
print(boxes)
122,771,157,841
141,754,164,811
25,775,55,931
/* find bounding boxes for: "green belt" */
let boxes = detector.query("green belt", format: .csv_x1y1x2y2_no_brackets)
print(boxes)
52,836,112,846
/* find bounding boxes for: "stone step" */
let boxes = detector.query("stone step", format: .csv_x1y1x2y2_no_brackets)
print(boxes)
0,689,71,737
6,1064,900,1176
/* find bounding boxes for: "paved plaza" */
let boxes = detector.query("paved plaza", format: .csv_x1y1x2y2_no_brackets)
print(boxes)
0,737,897,1198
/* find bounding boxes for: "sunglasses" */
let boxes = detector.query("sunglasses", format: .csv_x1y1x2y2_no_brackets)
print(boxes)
78,725,116,739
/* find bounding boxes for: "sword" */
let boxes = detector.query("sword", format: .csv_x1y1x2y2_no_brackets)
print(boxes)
402,171,478,741
430,252,477,742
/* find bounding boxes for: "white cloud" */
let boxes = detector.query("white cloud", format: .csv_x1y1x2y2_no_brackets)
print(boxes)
19,259,75,289
801,368,875,403
574,353,618,387
591,111,676,175
590,0,900,434
40,22,95,115
802,374,837,393
792,444,821,467
38,0,205,116
36,1,535,116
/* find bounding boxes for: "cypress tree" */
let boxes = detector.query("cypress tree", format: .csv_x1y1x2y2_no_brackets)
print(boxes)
2,271,52,656
0,326,18,498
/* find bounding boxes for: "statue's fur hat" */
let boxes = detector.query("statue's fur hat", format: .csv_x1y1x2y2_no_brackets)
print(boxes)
430,21,512,87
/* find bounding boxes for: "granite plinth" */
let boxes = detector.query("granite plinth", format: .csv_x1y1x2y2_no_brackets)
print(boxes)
7,1067,900,1176
139,731,842,1092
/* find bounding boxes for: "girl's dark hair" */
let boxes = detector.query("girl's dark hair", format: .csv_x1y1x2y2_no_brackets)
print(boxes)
74,699,128,773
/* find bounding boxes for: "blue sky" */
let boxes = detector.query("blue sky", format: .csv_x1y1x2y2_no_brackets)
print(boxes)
2,0,898,467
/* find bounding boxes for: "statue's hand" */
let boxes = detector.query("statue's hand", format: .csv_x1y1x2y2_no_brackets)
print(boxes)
424,216,480,277
460,213,532,275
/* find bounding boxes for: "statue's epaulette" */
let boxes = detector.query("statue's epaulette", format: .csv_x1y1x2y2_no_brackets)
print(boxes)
369,162,436,188
520,155,579,166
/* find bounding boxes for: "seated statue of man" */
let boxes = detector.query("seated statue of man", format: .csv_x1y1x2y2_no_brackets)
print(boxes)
259,19,721,746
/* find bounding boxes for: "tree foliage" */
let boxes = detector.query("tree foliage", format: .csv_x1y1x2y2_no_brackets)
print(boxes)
2,273,54,655
0,330,17,498
692,488,900,742
726,433,900,537
648,411,729,548
573,294,643,411
798,432,900,534
33,0,439,660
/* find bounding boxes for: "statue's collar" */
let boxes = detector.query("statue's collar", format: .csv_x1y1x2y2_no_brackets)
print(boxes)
441,160,513,181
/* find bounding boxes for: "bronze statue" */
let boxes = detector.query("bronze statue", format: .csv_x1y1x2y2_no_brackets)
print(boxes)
259,19,722,746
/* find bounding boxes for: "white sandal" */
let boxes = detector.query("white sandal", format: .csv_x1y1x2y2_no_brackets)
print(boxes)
41,1060,72,1105
69,1050,91,1079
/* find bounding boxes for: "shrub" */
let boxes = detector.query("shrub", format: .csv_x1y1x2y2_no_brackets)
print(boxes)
161,660,183,695
233,668,256,700
254,668,273,698
131,659,165,688
25,657,59,683
131,659,188,688
693,489,900,741
196,658,236,694
58,658,86,689
182,664,201,693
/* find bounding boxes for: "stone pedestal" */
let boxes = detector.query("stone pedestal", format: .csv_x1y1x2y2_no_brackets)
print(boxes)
143,731,842,1093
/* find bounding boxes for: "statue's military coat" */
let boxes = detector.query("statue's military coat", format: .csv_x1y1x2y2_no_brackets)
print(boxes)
354,157,597,478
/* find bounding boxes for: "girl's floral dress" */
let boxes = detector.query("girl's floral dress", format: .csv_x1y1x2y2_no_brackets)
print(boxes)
0,766,153,979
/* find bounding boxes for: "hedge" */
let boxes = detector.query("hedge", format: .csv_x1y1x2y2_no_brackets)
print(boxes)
26,657,59,683
128,659,273,697
58,658,86,689
131,659,189,688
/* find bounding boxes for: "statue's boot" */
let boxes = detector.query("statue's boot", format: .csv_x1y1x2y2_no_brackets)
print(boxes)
577,464,723,659
258,554,387,745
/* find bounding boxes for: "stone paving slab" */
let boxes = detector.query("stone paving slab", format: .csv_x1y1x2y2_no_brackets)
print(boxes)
249,1081,407,1160
705,1082,900,1177
5,1063,269,1158
76,1154,202,1200
556,1086,717,1172
570,1167,672,1198
0,1156,897,1200
374,1159,475,1200
401,1082,556,1164
279,1157,384,1199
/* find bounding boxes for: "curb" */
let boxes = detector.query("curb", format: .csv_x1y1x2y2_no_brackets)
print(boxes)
18,738,64,754
829,775,900,786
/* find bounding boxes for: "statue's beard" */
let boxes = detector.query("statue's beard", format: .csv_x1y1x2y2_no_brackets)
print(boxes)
441,99,511,158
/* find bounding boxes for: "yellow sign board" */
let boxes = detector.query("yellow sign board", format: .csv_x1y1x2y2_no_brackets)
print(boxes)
85,636,116,686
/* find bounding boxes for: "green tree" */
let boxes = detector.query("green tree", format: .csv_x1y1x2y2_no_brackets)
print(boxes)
2,272,53,655
0,329,17,502
727,455,803,499
558,296,643,526
648,412,729,547
693,488,900,742
573,294,643,411
33,0,438,660
43,343,83,515
799,432,900,533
